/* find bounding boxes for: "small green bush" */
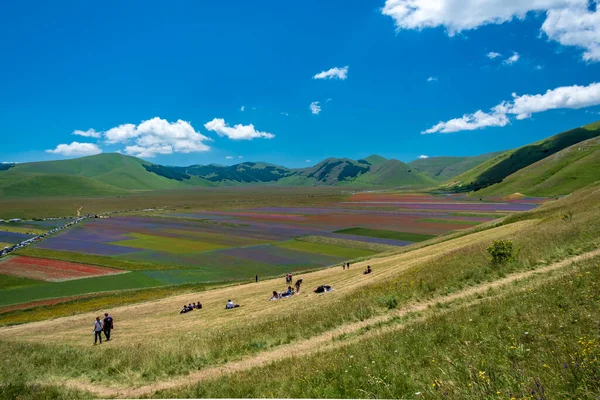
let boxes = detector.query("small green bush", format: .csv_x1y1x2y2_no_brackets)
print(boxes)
487,240,517,266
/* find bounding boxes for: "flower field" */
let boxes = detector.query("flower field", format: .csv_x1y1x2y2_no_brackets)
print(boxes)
0,256,126,282
0,192,543,305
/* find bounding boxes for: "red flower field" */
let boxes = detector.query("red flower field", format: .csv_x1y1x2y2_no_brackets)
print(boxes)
0,256,126,282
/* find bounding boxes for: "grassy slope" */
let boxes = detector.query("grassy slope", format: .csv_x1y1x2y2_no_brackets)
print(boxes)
444,120,600,192
0,154,211,197
408,152,500,181
351,159,438,187
476,136,600,197
0,183,599,395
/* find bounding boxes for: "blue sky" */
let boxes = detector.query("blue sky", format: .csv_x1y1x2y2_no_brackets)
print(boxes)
1,0,599,167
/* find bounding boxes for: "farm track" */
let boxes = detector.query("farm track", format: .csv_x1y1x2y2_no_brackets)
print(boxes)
61,246,600,398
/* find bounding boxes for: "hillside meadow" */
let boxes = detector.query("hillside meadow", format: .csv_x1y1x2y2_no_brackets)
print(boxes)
0,184,598,398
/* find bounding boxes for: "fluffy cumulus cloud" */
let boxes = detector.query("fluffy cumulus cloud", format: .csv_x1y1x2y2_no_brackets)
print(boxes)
418,155,429,159
240,105,245,112
46,142,102,156
381,0,599,61
225,155,234,159
204,118,275,140
100,117,211,157
424,81,600,133
310,101,322,115
427,76,439,82
503,52,520,65
487,51,502,59
73,128,102,138
313,66,349,80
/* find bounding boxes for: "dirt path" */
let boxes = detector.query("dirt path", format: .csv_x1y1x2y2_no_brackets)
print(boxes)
62,247,600,398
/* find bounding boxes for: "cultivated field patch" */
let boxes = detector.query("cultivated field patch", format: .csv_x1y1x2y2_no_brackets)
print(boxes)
0,256,126,282
334,227,436,242
110,233,226,254
275,240,376,259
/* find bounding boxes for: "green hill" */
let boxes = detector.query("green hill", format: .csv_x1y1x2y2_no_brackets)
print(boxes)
351,159,437,187
408,152,500,181
444,120,600,192
0,154,211,197
475,136,600,197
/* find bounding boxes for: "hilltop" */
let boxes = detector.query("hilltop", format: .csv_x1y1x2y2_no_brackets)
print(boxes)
408,152,501,181
443,120,600,192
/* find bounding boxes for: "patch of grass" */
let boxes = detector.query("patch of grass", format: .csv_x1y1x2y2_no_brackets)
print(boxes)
110,233,227,254
448,212,507,218
0,282,231,327
297,235,397,252
15,247,187,271
417,218,482,225
0,272,162,307
0,226,46,235
156,258,600,399
0,274,41,290
334,227,435,242
276,240,376,259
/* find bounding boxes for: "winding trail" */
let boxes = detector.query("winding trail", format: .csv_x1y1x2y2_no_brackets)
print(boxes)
61,247,600,398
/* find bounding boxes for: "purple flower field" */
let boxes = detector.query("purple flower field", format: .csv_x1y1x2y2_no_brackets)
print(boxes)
0,231,35,245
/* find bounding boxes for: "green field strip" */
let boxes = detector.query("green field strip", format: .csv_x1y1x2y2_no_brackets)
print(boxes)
0,274,43,290
296,236,396,252
333,227,435,242
0,226,47,235
163,229,270,247
15,248,185,271
110,233,227,254
416,218,482,225
447,212,506,218
275,240,376,259
0,272,162,307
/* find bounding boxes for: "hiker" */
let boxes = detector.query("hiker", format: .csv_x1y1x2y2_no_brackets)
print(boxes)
256,274,259,283
271,290,280,300
294,278,303,294
347,262,351,269
343,263,346,270
364,265,372,275
225,299,240,309
103,313,114,341
192,302,197,309
180,304,188,314
93,317,103,345
197,301,202,310
285,273,291,285
282,286,294,297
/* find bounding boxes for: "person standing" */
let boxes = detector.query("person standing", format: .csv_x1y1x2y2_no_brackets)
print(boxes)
103,313,113,341
93,317,103,345
294,278,303,294
256,274,259,283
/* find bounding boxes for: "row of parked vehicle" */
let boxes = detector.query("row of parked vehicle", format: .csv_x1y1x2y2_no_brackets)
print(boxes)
0,215,91,258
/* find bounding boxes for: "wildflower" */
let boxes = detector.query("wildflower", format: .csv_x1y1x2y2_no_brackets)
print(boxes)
496,391,501,395
415,392,421,396
372,361,375,364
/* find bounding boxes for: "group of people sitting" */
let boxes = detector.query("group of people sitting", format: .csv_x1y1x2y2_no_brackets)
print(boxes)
180,302,203,314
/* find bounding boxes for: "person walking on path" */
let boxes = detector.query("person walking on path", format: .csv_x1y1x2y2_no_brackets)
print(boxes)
93,317,103,345
294,278,303,294
103,313,113,341
256,274,259,283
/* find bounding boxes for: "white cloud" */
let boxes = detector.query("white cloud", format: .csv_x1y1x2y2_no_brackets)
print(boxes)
125,145,172,158
423,110,510,134
424,81,600,133
238,155,243,159
418,155,429,159
313,66,349,80
204,118,275,140
503,52,520,65
280,112,289,116
326,98,333,102
310,101,322,115
542,6,600,61
73,129,101,138
427,76,439,82
46,142,102,156
240,105,245,112
225,156,234,159
487,51,502,59
100,117,210,157
381,0,599,61
535,64,544,70
305,159,311,163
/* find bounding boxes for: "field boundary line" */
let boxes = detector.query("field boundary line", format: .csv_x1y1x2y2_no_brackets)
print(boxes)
61,247,600,398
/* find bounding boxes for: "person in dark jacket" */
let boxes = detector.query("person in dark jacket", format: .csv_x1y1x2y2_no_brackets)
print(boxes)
103,313,114,341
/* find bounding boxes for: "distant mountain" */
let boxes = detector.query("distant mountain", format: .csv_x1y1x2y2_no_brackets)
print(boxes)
474,135,600,197
408,153,501,181
443,121,600,192
0,154,212,197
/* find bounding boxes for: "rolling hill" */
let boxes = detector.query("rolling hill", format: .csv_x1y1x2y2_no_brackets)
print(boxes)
408,152,501,181
443,120,600,192
474,135,600,197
